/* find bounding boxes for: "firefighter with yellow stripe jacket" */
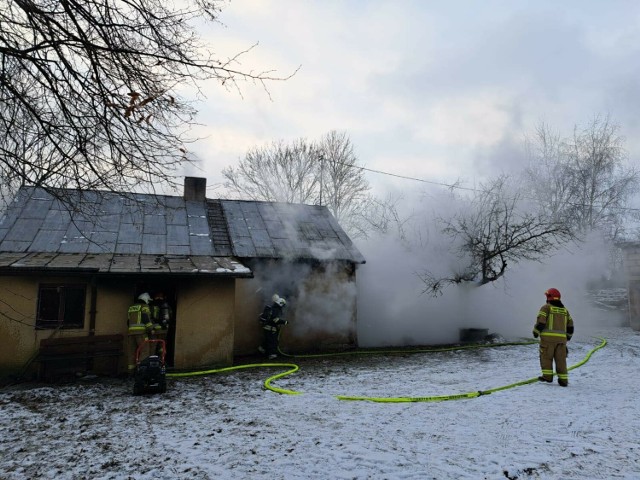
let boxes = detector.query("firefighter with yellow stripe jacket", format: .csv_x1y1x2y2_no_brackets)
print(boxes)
127,292,155,373
533,288,574,387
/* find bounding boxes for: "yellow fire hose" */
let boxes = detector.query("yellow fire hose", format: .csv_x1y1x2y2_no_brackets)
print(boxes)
166,337,607,403
167,363,301,395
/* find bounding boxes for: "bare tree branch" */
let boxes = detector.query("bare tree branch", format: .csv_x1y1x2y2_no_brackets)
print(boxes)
0,0,294,209
222,130,391,239
524,115,638,242
420,176,574,296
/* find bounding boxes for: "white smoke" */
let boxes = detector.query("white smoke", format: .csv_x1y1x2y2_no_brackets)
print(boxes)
355,186,627,347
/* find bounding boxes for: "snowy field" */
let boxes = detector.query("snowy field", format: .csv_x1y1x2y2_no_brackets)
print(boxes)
1,326,639,480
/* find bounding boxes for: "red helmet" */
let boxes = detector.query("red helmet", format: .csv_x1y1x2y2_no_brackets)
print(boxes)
545,288,561,300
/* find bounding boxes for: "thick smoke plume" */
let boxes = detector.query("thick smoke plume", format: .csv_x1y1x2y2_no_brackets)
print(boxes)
355,187,626,347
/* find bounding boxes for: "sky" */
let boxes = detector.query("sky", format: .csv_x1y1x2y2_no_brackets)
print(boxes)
173,0,640,345
1,325,638,479
182,0,640,196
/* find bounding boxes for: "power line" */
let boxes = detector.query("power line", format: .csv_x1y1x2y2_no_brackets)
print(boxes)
354,164,482,193
345,160,640,214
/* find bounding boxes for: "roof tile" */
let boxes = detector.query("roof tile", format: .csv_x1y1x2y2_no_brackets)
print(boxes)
0,186,365,276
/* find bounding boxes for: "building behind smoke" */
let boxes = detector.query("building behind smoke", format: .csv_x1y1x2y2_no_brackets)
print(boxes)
622,243,640,331
223,198,366,355
0,178,365,380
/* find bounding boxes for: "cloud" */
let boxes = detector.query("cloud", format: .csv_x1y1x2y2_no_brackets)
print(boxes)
179,0,640,219
414,92,514,147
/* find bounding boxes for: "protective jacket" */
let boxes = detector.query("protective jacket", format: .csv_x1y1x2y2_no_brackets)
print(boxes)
259,303,287,332
533,304,574,340
533,301,574,385
128,300,153,335
259,302,287,357
152,300,173,329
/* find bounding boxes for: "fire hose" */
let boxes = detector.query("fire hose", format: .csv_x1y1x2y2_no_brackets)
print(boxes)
166,337,606,403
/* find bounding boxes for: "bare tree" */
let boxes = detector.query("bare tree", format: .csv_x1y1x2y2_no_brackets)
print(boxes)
419,176,574,296
222,139,321,204
222,130,383,239
523,123,573,222
358,193,410,240
0,0,292,207
317,131,374,239
524,116,638,241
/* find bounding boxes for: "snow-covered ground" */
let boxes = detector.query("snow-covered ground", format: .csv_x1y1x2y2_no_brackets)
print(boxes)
1,326,639,480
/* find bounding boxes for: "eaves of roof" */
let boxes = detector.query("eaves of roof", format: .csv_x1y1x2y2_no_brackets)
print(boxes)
0,252,253,277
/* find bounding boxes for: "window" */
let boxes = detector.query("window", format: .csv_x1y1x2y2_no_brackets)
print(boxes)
36,284,86,329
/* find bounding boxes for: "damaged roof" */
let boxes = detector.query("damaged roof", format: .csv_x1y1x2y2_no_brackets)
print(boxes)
0,186,364,275
220,199,365,263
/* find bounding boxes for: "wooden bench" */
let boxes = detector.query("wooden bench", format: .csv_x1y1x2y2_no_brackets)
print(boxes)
38,334,124,382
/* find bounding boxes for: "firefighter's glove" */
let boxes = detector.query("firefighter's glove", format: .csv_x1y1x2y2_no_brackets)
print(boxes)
532,331,539,338
566,335,572,342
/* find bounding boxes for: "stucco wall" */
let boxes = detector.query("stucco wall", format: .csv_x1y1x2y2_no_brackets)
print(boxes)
233,278,264,356
173,277,235,369
0,275,94,378
95,279,132,335
624,247,640,331
233,261,358,355
0,274,236,379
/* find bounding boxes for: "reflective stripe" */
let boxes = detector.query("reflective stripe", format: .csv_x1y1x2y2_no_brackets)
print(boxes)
128,324,146,333
128,305,142,324
128,303,151,326
548,306,567,330
540,332,567,338
540,306,569,337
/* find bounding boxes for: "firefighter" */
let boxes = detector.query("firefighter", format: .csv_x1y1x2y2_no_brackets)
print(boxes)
127,292,154,374
533,288,574,387
258,294,288,359
150,292,172,356
152,292,173,331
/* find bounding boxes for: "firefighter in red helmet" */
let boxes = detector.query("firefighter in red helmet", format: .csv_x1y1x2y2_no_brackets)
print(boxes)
533,288,575,386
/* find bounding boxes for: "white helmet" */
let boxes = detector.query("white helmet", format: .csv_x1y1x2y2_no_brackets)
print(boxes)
138,292,151,304
272,294,286,307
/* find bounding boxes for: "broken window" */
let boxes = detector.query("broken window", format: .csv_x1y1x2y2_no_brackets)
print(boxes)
36,284,86,329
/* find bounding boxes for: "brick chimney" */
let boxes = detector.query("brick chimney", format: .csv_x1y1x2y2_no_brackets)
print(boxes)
184,177,206,201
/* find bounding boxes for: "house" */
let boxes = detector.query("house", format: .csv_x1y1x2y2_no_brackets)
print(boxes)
0,178,365,379
622,243,640,331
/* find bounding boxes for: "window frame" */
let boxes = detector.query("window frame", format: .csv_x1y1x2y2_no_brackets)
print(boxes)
35,283,87,330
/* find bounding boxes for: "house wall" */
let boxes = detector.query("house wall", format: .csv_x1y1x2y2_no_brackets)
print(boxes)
233,278,263,356
173,277,235,369
233,261,358,355
0,275,95,378
623,247,640,331
0,274,236,379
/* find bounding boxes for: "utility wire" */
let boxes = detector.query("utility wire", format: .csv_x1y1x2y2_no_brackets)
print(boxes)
354,164,481,193
337,160,640,214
